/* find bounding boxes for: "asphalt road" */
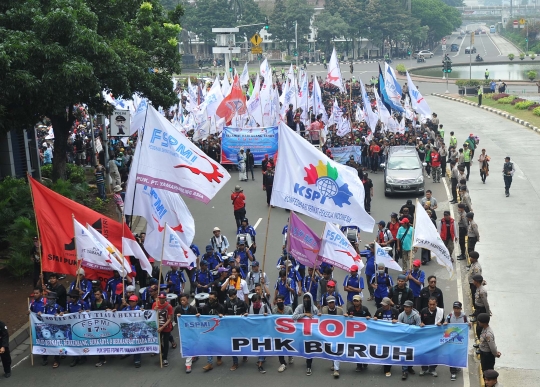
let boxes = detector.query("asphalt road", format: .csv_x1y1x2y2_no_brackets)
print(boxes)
10,131,476,386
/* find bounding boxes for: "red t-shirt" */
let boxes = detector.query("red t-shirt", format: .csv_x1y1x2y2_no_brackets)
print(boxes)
431,152,441,167
231,192,246,211
153,301,173,332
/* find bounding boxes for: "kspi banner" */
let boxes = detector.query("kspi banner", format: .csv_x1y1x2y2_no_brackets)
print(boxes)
179,315,468,368
221,126,278,165
31,311,159,356
330,146,362,164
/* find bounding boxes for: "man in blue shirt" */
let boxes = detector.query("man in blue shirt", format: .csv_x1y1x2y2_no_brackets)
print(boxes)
68,268,94,303
66,291,89,368
237,218,256,253
233,239,254,273
29,288,46,314
320,281,345,307
371,263,394,308
406,259,425,311
302,267,319,300
364,243,376,301
165,266,186,295
33,292,63,368
343,265,364,310
274,270,296,306
105,271,123,303
193,260,213,294
202,245,223,274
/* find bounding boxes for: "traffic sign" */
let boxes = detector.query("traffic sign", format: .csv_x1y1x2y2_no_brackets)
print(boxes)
520,18,526,25
513,20,519,28
442,44,447,51
250,33,263,46
442,38,446,43
251,46,263,54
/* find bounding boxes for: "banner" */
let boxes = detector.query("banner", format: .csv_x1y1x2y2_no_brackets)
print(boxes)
288,211,321,267
221,126,278,165
179,315,468,368
159,224,198,267
329,146,362,164
31,311,159,356
318,222,364,271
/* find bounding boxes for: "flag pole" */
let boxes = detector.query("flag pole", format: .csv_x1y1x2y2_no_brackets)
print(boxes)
260,206,272,280
411,199,419,272
28,297,34,366
121,206,126,304
27,174,44,283
156,222,167,369
72,214,82,290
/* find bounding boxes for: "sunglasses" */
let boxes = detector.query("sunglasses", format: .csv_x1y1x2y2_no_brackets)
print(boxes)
429,280,437,283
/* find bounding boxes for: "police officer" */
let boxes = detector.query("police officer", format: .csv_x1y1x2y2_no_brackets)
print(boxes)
468,251,482,305
502,156,515,197
477,313,501,374
0,321,11,378
483,369,502,387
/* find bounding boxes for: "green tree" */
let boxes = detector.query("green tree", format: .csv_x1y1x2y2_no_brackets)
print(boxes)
441,0,464,6
0,0,183,182
411,0,461,47
270,0,313,54
315,11,349,54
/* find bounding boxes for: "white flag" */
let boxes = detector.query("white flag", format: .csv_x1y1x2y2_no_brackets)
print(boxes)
298,71,309,123
199,75,224,118
260,58,270,79
326,48,344,92
86,225,131,274
287,64,295,82
406,72,432,117
73,218,116,272
318,222,365,271
374,88,391,126
374,242,402,272
360,80,379,130
125,105,230,204
247,74,263,126
311,77,328,123
160,224,198,267
271,123,375,231
412,202,454,276
240,62,250,86
221,75,231,97
383,63,405,113
122,237,153,276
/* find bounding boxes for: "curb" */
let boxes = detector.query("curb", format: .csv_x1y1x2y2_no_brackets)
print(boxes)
430,93,540,135
9,322,29,352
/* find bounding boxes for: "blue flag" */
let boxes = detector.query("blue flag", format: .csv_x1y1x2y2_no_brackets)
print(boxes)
379,64,404,113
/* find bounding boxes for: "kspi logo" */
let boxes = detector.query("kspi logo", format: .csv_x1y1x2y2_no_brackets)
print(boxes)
295,160,352,207
183,318,221,334
440,327,466,345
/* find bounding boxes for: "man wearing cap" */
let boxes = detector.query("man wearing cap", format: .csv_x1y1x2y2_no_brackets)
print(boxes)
246,261,269,293
165,266,186,296
66,291,90,367
233,237,254,274
397,299,420,379
318,296,343,378
153,292,174,367
484,370,502,387
193,260,213,294
400,199,416,220
447,301,470,381
396,219,414,271
502,156,515,197
231,185,246,229
348,295,371,372
459,185,473,213
438,210,458,260
375,221,393,248
406,260,425,311
471,274,490,327
122,295,141,311
449,159,459,203
343,265,364,310
105,270,123,304
109,282,124,310
274,270,296,307
237,218,256,252
293,293,319,376
456,203,468,260
69,268,94,303
33,290,64,368
419,297,445,376
363,244,376,301
320,280,345,307
388,274,414,313
272,293,294,372
371,263,393,308
477,313,501,374
466,212,480,254
175,293,199,373
210,227,229,255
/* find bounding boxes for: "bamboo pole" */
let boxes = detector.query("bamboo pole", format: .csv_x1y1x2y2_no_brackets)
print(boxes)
27,173,43,283
156,222,167,368
260,206,272,283
72,214,82,290
28,297,34,366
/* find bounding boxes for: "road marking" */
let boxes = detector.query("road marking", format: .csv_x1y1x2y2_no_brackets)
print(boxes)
12,355,29,368
486,32,502,56
442,177,470,387
253,217,263,230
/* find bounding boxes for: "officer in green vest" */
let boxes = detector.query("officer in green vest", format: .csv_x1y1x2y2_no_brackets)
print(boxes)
484,68,489,80
477,86,483,106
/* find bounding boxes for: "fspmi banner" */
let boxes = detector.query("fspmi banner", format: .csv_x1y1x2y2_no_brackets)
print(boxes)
179,315,468,368
31,311,159,356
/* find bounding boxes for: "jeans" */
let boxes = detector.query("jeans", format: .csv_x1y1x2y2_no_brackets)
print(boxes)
97,183,105,199
248,165,254,180
371,155,379,172
361,154,368,168
207,356,222,364
480,170,487,183
464,161,471,180
160,331,170,360
504,175,512,192
422,365,438,372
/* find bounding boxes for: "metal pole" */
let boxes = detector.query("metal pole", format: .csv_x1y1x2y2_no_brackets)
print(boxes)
527,21,529,53
295,20,298,68
89,112,96,166
102,115,110,193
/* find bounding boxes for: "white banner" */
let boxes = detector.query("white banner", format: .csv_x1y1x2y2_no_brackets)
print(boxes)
73,218,115,272
86,225,131,274
160,224,198,267
406,72,432,117
122,237,153,276
374,242,402,271
111,110,131,137
318,222,365,271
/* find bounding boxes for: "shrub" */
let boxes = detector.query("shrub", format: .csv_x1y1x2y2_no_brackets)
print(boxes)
527,103,540,110
508,53,515,60
492,93,509,100
520,52,526,59
396,63,407,74
510,98,526,105
528,70,537,80
497,96,517,104
42,163,85,184
534,106,540,116
515,100,536,109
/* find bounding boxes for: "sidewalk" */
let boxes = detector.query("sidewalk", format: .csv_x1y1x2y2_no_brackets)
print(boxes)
428,95,540,385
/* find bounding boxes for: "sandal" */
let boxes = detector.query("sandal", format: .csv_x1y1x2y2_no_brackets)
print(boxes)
171,342,177,349
53,362,59,369
367,296,374,301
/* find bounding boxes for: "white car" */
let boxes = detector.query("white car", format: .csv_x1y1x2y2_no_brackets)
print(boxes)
414,50,434,58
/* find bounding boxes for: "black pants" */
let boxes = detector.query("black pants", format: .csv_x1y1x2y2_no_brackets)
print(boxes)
160,331,171,360
478,94,482,106
266,185,273,205
366,273,374,297
468,236,477,253
441,156,447,177
33,261,41,288
470,283,476,306
413,296,421,311
474,306,487,338
464,161,471,180
425,163,431,176
480,351,495,373
504,175,512,192
459,227,467,256
451,178,458,202
234,207,246,228
1,348,11,374
480,170,487,183
364,195,371,213
306,358,313,368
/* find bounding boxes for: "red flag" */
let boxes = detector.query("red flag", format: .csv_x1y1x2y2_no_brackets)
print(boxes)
216,74,247,122
29,177,134,287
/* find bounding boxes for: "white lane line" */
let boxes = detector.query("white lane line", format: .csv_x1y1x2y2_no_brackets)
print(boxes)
12,355,29,368
442,177,471,387
487,33,502,56
253,218,263,230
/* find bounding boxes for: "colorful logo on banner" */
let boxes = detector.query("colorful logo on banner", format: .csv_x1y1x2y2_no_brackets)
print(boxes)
441,326,466,344
297,160,352,207
221,126,278,165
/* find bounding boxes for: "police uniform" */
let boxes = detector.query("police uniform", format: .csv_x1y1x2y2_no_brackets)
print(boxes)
478,315,498,372
0,321,11,377
483,369,502,385
468,261,482,305
503,159,514,196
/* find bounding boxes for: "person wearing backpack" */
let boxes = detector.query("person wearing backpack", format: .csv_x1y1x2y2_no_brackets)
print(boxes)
446,301,470,381
388,274,414,313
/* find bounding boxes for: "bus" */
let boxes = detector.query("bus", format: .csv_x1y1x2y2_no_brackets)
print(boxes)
490,25,496,33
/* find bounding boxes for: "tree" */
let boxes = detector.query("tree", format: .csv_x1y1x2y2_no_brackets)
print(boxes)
441,0,464,6
412,0,461,47
315,11,349,54
0,0,183,181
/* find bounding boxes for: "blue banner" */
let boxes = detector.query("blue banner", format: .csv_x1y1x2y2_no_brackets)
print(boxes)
31,311,159,356
179,315,468,368
330,146,362,164
221,126,278,165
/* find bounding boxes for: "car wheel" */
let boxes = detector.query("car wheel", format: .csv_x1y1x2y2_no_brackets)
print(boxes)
384,192,389,197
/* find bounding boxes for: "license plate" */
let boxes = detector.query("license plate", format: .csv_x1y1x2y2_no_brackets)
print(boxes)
401,185,410,189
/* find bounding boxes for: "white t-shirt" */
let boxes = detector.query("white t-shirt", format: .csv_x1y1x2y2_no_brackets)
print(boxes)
226,278,249,300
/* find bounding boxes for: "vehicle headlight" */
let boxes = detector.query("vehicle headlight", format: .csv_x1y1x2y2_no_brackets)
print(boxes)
386,176,395,184
415,176,424,183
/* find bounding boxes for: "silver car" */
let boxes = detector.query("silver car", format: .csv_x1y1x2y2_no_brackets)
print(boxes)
381,146,425,196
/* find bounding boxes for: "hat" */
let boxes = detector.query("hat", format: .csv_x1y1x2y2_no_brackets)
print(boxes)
327,280,336,287
477,313,490,323
413,259,421,267
390,212,398,218
400,218,410,224
234,185,242,192
286,261,293,267
228,288,237,296
472,274,483,282
69,291,79,298
239,147,244,151
158,292,167,299
228,256,235,261
205,244,213,251
251,261,260,266
326,296,336,303
350,264,359,272
200,260,209,266
218,267,229,273
76,268,85,276
403,300,414,307
453,301,463,309
406,199,413,205
113,185,122,193
378,220,386,227
505,156,511,160
352,295,362,301
149,278,158,285
128,295,138,302
483,370,499,379
115,283,124,295
469,133,474,137
397,274,407,281
213,227,220,232
47,292,58,300
126,285,136,292
380,297,392,306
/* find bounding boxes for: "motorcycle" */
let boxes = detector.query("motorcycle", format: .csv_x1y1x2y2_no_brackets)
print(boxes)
475,56,484,62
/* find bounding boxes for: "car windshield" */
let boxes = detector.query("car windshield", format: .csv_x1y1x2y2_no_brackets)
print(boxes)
387,157,420,170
